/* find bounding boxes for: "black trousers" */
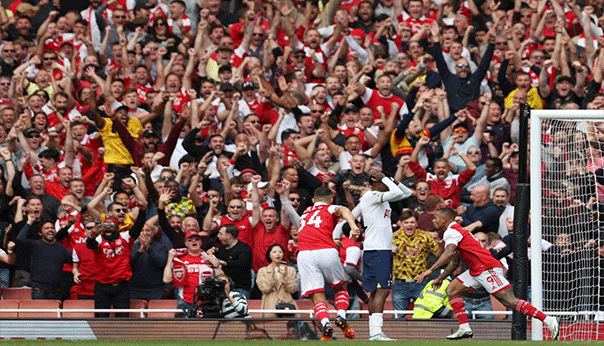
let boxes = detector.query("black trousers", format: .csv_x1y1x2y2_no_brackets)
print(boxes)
94,281,130,318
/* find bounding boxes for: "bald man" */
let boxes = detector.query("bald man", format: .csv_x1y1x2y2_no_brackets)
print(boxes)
456,185,501,234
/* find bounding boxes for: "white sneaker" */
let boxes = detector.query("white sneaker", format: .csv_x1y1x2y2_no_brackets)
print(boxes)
369,332,396,341
446,328,473,340
546,317,560,340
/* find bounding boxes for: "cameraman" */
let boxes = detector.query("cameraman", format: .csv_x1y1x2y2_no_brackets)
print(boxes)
216,274,250,318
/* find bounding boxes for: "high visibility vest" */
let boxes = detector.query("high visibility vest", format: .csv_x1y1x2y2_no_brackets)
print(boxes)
412,279,452,319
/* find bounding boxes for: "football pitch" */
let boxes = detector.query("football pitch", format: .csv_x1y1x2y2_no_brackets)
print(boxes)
2,340,601,345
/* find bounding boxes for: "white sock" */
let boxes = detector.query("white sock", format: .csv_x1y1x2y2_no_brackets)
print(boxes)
459,323,471,331
369,313,383,335
337,309,346,319
321,317,330,327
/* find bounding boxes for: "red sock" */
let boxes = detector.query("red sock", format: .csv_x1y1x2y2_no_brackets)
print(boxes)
314,301,330,322
515,299,547,321
449,296,469,325
334,290,350,311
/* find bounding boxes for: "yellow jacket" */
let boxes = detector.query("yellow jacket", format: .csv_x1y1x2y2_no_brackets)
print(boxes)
412,279,452,319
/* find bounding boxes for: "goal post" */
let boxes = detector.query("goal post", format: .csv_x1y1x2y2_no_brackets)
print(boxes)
530,109,604,341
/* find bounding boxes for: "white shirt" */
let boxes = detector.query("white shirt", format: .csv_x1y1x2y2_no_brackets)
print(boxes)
498,204,514,237
352,178,413,251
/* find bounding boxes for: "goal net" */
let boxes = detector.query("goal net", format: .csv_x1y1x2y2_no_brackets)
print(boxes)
530,110,604,341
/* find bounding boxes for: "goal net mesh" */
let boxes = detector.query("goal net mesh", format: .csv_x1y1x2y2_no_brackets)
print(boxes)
538,118,603,340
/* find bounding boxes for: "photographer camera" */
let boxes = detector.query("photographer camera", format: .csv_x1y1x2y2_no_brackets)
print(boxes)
163,232,221,317
216,274,250,318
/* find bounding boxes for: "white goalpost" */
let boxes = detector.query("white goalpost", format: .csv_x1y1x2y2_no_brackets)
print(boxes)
530,109,604,341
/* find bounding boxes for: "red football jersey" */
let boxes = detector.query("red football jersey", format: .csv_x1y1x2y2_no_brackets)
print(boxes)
443,223,503,276
172,252,214,304
71,229,96,297
219,215,253,247
91,232,135,284
298,203,339,251
360,87,407,122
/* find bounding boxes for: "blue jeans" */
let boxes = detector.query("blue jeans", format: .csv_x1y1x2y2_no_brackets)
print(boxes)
464,297,494,320
31,288,63,300
392,280,426,312
0,268,9,289
176,296,197,318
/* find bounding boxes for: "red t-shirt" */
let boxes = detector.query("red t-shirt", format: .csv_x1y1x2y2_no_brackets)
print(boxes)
251,223,289,272
443,223,503,276
218,215,253,247
91,232,135,284
360,87,406,122
172,252,214,304
298,203,338,251
71,229,96,297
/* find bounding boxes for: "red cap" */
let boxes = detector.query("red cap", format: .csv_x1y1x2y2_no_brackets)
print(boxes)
350,29,366,41
185,232,202,240
240,168,258,175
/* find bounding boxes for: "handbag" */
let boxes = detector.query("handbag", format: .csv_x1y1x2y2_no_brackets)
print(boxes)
275,301,296,317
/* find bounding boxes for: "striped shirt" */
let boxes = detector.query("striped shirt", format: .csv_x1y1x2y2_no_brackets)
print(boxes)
221,291,250,318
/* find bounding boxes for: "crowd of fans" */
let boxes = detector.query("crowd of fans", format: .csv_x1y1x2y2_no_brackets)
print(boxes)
0,0,603,318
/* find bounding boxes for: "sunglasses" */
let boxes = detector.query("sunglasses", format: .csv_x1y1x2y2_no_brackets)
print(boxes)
186,237,201,242
416,186,430,191
453,127,468,133
85,225,95,230
27,134,41,138
252,33,264,37
311,109,324,113
229,205,243,209
3,49,14,53
456,64,470,68
467,151,481,155
521,14,531,18
43,57,56,60
160,176,173,180
113,208,127,213
102,221,117,228
289,197,300,201
0,82,10,86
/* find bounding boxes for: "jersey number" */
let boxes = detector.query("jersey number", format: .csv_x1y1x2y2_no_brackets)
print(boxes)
300,211,323,232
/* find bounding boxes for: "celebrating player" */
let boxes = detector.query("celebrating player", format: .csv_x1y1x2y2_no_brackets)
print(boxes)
415,208,559,340
297,186,360,340
352,169,413,341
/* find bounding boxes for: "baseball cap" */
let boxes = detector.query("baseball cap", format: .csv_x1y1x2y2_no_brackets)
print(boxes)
247,181,269,193
142,130,159,138
219,82,235,92
216,45,234,53
240,168,258,176
218,64,232,74
185,232,202,240
24,128,40,137
242,81,256,90
344,105,359,113
350,29,366,41
556,75,574,84
102,217,119,228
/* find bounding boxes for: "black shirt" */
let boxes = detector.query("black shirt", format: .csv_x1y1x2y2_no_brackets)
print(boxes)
330,170,371,206
216,240,253,291
16,223,72,290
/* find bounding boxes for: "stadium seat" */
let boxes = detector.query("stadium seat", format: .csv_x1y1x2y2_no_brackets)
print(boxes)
2,287,32,300
147,299,178,318
247,299,263,318
108,299,147,318
490,295,509,320
18,300,61,318
62,299,95,318
0,299,19,318
129,299,148,318
294,299,315,317
383,300,394,318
